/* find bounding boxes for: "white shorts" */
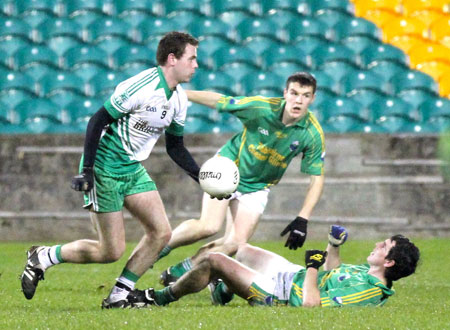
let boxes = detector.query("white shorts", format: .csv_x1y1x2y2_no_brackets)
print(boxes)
229,188,270,214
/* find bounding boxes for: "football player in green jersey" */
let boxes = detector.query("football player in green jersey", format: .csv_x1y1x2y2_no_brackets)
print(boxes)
20,32,203,308
158,72,325,285
130,225,420,308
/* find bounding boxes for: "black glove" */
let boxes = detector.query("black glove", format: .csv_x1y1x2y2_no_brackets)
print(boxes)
71,167,94,192
305,250,327,269
209,194,232,201
280,216,308,250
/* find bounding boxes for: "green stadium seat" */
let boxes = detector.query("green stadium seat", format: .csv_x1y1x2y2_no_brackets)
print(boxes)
65,97,104,131
63,45,110,81
117,9,157,27
188,17,234,42
167,11,205,29
0,17,32,41
261,46,308,70
218,10,252,29
267,62,310,81
0,91,33,110
0,99,12,123
333,17,381,41
341,70,389,95
66,0,111,16
137,17,182,43
164,0,208,16
341,35,382,54
375,116,418,133
12,45,60,79
347,90,389,109
0,37,32,56
15,0,59,15
39,71,86,97
241,72,284,95
20,11,56,28
86,17,134,46
360,44,408,67
0,48,9,69
0,0,14,15
314,8,354,29
96,38,135,56
260,0,309,15
198,36,234,57
419,97,450,122
286,16,332,42
191,70,237,95
88,70,127,97
209,0,255,16
0,122,26,134
310,44,358,69
370,96,418,122
236,17,284,43
398,89,438,110
324,116,367,133
308,0,354,15
292,35,329,55
215,112,243,133
115,0,158,17
123,64,151,78
70,11,106,28
425,116,450,132
321,61,360,84
37,18,83,54
112,45,155,71
212,46,257,69
15,98,61,124
186,102,212,120
366,60,410,81
184,116,216,134
309,70,340,95
390,70,439,95
0,70,36,95
319,96,368,122
266,9,306,28
48,90,84,108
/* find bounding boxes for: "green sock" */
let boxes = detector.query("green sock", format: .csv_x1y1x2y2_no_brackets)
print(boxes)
157,245,172,261
169,257,193,277
154,286,178,306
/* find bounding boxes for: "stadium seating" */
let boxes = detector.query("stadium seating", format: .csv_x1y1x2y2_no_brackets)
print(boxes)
415,61,450,81
370,96,418,122
188,17,234,42
86,17,134,53
367,60,410,81
382,17,429,42
237,17,284,43
319,96,368,122
137,17,182,43
164,0,207,16
37,18,83,56
430,16,450,47
270,62,311,81
315,8,353,29
398,89,439,109
292,35,329,55
360,43,408,67
190,70,237,95
310,44,359,69
388,35,430,53
390,70,440,95
321,61,360,84
438,70,450,97
408,43,450,67
352,0,402,14
0,70,36,95
261,46,308,70
88,70,127,97
65,96,104,131
63,45,110,81
419,97,450,122
286,16,332,42
240,72,285,95
341,35,382,54
0,17,32,42
357,8,402,28
309,70,340,95
341,70,389,95
39,71,86,97
259,0,309,16
112,45,156,70
333,17,382,41
402,0,450,14
12,45,60,73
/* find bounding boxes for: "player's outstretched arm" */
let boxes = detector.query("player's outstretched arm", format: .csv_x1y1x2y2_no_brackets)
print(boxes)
302,250,327,307
186,90,224,109
324,225,348,271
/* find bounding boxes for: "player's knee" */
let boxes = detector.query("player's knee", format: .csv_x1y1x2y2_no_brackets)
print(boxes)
149,225,172,245
206,252,227,269
101,245,125,263
201,222,221,238
235,243,251,262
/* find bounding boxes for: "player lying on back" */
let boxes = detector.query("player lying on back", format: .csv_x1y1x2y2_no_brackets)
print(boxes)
124,225,420,307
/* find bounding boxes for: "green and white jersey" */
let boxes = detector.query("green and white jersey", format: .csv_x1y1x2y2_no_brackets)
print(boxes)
216,96,325,193
289,264,395,307
96,66,187,174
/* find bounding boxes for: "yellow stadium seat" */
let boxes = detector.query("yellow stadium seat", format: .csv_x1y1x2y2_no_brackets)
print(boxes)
409,9,447,27
438,70,450,97
353,0,402,16
415,60,450,81
402,0,450,14
383,17,429,42
389,35,429,53
358,8,402,28
430,16,450,47
408,43,450,66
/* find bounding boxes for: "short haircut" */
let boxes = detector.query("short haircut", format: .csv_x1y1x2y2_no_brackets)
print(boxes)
384,235,420,287
285,72,317,94
156,31,199,66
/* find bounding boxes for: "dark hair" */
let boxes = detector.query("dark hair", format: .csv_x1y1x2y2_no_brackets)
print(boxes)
384,235,420,287
156,31,199,66
285,72,317,94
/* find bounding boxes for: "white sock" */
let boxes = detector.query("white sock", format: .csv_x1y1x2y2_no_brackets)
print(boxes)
108,286,130,303
38,246,62,270
116,276,136,291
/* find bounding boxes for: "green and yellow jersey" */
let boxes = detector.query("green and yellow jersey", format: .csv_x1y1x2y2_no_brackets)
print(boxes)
216,96,325,193
289,264,395,307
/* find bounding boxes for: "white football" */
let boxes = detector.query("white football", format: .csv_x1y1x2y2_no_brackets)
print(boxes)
199,156,240,197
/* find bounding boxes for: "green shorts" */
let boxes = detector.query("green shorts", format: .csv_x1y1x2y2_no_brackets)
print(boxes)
83,164,157,213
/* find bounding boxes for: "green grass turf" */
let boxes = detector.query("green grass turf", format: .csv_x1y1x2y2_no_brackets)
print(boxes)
0,238,449,329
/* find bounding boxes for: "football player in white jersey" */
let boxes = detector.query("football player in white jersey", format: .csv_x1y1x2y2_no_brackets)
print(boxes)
20,32,202,308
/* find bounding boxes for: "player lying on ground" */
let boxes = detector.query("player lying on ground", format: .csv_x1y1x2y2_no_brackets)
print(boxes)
123,225,419,308
157,72,325,286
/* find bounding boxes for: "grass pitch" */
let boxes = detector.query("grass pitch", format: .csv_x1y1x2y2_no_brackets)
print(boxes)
0,238,449,329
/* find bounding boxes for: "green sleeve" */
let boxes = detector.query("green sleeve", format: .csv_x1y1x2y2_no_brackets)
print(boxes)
320,283,386,307
166,121,184,136
104,98,126,120
301,119,325,176
216,96,283,124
